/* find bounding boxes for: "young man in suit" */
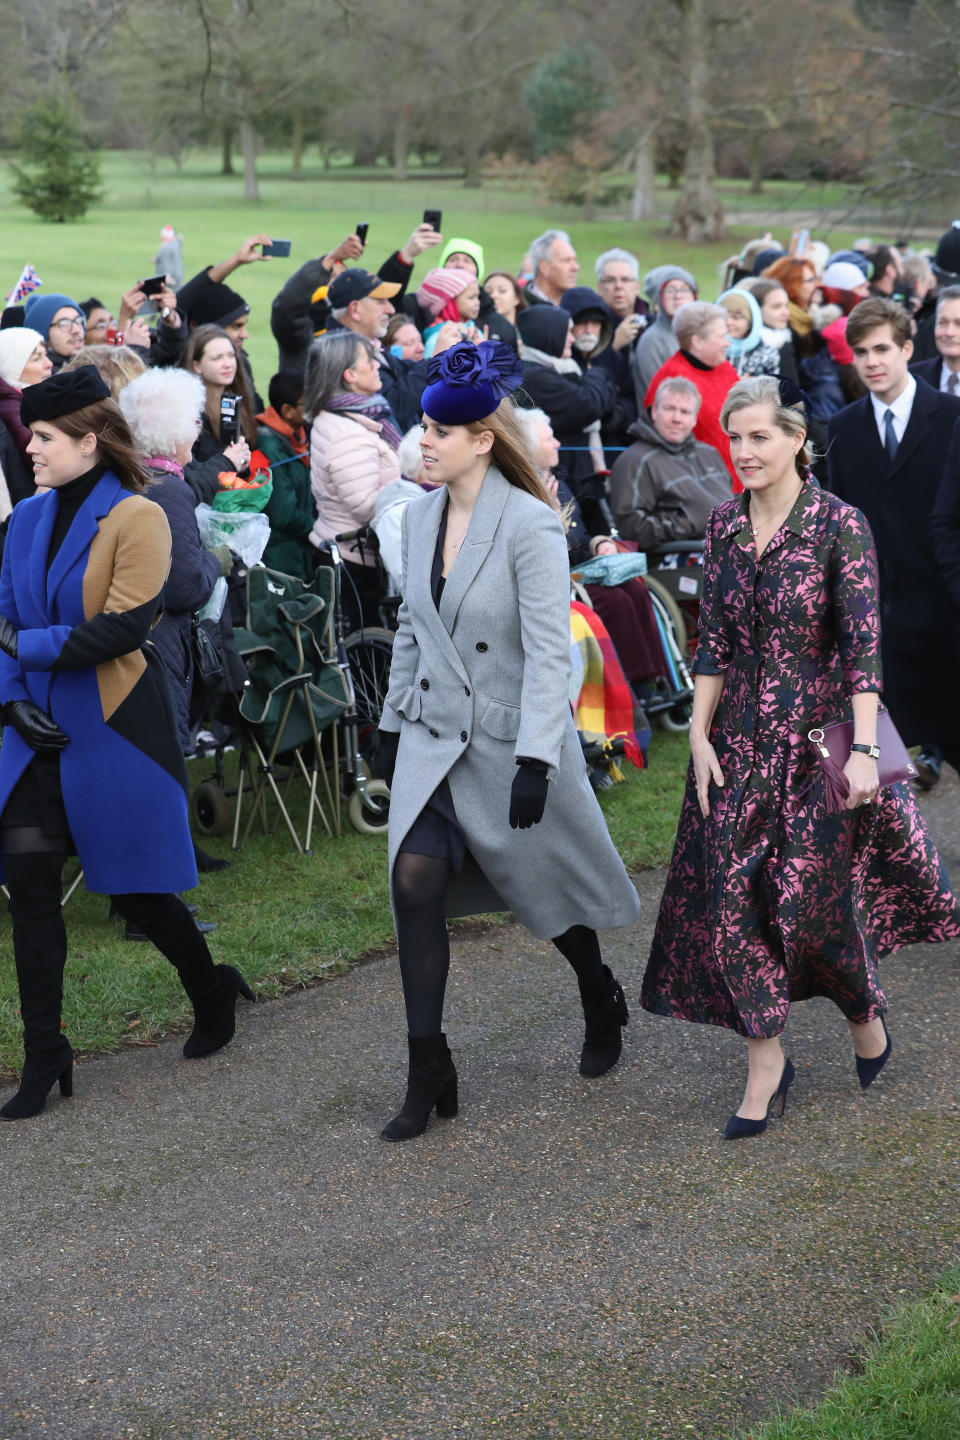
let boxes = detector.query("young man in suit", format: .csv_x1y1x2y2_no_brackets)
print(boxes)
910,285,960,395
827,297,960,788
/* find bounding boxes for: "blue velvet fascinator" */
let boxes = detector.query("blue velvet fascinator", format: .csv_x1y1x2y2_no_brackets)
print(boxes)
420,340,523,424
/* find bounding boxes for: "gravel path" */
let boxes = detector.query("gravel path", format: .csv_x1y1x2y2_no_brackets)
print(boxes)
1,777,958,1440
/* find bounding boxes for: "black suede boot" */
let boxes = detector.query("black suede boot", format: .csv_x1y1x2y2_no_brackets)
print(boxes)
181,964,255,1058
110,893,254,1059
580,965,629,1078
1,852,74,1121
381,1033,458,1141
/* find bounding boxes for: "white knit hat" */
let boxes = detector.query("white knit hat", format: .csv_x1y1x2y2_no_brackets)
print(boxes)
0,327,45,387
822,261,868,293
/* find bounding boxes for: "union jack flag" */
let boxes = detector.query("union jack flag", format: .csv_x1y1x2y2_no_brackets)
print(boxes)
4,264,43,307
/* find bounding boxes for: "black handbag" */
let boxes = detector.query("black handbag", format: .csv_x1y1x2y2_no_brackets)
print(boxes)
189,614,226,724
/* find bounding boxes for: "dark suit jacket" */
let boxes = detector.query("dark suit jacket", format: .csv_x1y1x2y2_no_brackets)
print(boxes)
909,355,943,389
930,415,960,615
826,377,960,742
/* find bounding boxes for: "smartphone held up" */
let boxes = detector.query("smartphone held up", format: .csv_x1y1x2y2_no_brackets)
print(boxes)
220,394,242,443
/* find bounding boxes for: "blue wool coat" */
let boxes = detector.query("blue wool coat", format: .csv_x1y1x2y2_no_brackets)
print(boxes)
0,470,197,894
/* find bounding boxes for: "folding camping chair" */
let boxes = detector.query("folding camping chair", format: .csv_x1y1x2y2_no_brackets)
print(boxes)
231,565,350,852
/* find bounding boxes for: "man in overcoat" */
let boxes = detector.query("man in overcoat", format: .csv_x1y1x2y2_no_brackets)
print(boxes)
827,297,960,786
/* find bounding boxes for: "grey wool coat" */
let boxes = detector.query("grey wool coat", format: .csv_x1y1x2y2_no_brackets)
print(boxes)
380,464,641,939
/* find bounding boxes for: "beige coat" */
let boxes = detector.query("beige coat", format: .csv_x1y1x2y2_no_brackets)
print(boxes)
308,409,399,564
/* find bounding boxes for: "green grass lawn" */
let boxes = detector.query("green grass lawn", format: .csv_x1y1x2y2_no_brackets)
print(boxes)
740,1264,960,1440
0,149,863,383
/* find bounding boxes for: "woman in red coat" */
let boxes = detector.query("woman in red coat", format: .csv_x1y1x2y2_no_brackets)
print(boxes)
644,302,740,490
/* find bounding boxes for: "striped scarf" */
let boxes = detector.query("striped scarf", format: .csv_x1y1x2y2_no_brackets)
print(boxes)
327,391,402,452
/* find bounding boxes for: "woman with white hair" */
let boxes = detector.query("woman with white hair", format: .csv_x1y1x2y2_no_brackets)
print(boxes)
643,301,740,490
0,326,53,479
119,369,231,750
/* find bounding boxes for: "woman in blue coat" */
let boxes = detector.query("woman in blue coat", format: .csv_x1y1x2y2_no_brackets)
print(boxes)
0,367,253,1121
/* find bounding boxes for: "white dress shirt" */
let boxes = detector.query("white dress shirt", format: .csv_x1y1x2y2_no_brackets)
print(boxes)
870,373,916,447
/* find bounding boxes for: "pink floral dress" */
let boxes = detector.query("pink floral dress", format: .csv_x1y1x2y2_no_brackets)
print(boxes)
642,482,960,1037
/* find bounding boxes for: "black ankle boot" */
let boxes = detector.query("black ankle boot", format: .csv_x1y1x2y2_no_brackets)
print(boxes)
183,964,255,1058
580,965,629,1077
381,1034,458,1141
1,1040,74,1121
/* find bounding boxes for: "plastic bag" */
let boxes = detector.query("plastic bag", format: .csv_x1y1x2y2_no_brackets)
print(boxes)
212,472,273,513
196,504,271,569
197,575,228,623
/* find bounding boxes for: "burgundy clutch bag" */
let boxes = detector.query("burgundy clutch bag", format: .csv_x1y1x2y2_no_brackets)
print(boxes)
808,708,916,812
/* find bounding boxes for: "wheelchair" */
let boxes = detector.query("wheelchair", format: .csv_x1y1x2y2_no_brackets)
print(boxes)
576,482,698,731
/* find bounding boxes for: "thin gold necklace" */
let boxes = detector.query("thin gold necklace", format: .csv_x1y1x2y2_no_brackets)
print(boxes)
749,488,801,540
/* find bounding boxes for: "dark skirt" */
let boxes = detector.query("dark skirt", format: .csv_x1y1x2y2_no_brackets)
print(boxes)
0,755,74,850
398,776,466,870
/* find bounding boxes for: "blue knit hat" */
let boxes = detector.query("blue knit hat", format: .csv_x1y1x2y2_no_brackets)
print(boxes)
23,291,82,339
421,341,523,424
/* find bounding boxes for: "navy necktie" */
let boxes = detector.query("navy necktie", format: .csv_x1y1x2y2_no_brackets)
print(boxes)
884,408,898,460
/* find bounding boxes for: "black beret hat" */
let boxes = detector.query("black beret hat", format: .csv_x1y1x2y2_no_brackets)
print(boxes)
20,364,111,428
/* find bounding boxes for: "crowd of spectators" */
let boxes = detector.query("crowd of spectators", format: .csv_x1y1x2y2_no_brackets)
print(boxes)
4,214,960,791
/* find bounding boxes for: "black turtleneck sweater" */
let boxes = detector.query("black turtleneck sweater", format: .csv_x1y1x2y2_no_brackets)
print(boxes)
46,463,106,571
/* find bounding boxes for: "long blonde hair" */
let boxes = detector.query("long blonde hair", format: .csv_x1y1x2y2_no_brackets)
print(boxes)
465,399,551,504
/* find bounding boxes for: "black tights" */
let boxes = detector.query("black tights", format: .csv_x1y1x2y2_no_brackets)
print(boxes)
392,851,608,1037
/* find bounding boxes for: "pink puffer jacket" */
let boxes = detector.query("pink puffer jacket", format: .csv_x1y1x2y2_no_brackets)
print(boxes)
308,409,400,564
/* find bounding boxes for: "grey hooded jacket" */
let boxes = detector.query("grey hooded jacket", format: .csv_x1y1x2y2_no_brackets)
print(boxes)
608,409,730,550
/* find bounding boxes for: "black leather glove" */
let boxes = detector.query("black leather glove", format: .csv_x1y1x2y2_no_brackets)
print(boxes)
376,729,400,787
4,700,68,752
509,759,549,830
0,615,19,660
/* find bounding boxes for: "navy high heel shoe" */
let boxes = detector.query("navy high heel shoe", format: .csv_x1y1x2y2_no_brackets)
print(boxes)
855,1017,891,1090
724,1057,795,1140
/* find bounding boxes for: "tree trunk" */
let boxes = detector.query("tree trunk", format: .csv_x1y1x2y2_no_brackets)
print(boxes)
220,127,234,176
393,106,410,182
631,127,657,221
291,106,304,181
748,131,765,195
671,0,725,243
352,138,379,167
240,117,260,202
463,130,482,189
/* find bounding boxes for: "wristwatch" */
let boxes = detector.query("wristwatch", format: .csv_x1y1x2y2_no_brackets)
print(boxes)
850,742,881,759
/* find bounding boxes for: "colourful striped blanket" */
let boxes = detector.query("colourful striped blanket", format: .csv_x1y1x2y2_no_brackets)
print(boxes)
569,601,647,770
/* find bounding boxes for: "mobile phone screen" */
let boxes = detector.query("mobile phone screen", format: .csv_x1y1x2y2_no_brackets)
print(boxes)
423,209,442,232
356,223,369,247
141,275,166,296
262,240,292,258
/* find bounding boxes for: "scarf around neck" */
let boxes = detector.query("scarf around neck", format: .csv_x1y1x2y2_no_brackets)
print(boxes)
327,391,402,452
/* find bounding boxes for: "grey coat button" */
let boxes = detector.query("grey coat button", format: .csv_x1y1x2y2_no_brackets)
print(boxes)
464,686,471,696
476,641,488,652
429,728,439,738
420,678,429,690
460,730,468,742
